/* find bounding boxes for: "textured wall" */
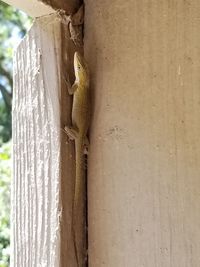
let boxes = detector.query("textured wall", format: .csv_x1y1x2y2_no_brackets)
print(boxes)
85,1,200,266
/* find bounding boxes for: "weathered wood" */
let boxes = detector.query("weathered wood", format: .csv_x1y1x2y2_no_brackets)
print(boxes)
12,14,63,267
12,6,85,266
3,0,81,17
85,0,200,266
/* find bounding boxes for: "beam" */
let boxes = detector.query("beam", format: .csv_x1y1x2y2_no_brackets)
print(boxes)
3,0,54,17
3,0,81,17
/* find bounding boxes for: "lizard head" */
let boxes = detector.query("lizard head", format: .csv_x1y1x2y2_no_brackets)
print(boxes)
74,51,89,85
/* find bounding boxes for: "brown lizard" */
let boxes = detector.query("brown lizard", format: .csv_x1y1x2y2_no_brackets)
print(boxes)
64,51,90,266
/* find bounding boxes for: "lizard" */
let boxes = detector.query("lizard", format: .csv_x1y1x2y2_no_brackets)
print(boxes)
64,51,90,266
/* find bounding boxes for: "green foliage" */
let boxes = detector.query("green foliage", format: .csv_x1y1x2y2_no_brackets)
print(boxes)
0,142,11,266
0,0,32,143
0,99,11,146
0,2,32,266
0,1,28,35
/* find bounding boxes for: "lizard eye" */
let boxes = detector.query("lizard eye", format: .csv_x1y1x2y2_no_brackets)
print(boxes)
78,65,81,70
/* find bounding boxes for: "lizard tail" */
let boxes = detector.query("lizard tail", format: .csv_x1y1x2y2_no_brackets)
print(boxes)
73,138,87,266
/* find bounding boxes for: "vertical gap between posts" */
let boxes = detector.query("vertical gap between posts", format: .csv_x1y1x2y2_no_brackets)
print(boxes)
85,157,88,267
60,19,75,266
59,3,88,265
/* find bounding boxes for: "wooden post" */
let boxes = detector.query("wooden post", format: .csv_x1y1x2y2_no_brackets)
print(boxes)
12,15,61,266
6,0,83,266
85,0,200,266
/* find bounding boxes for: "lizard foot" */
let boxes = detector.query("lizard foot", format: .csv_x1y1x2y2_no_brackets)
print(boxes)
83,137,89,155
64,126,78,140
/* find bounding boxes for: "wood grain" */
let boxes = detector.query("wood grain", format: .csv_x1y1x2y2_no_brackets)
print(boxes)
12,14,62,267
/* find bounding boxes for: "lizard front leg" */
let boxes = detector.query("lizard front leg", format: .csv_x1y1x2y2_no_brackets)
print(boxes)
68,82,78,95
65,75,78,95
64,125,78,140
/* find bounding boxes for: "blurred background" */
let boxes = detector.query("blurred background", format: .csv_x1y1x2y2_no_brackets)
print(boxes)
0,1,32,265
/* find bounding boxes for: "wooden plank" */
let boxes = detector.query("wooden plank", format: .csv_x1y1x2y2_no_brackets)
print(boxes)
11,8,84,265
85,0,200,266
11,14,62,267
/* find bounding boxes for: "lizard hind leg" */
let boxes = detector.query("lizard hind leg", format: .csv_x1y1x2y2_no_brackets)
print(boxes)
64,125,79,140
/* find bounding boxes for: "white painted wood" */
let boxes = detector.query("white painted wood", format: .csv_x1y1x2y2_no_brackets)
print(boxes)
3,0,54,17
86,0,200,266
11,14,61,267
